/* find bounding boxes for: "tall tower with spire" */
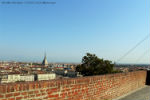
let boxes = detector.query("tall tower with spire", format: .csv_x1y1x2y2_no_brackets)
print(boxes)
42,53,48,66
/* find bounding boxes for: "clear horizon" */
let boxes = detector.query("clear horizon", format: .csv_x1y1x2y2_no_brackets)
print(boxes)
0,0,150,64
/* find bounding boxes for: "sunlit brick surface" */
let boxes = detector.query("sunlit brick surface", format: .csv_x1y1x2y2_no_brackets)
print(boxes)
0,71,147,100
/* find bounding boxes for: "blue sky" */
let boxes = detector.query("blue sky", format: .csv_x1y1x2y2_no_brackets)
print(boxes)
0,0,150,64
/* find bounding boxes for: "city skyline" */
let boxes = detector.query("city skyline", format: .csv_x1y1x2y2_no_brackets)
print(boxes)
0,0,150,64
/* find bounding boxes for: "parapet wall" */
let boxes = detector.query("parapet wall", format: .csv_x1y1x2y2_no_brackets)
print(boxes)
0,71,147,100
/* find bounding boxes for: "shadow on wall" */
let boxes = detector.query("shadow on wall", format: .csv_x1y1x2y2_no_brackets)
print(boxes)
146,71,150,85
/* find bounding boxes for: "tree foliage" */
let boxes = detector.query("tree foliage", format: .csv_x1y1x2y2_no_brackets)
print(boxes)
76,53,114,76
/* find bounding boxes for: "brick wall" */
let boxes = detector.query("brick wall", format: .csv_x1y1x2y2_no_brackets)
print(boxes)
0,71,147,100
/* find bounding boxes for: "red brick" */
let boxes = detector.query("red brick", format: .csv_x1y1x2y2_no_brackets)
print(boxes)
48,94,59,98
24,95,28,99
21,92,27,96
8,98,15,100
14,84,19,91
0,86,6,93
29,94,35,98
5,93,13,98
34,90,39,94
29,83,34,90
0,94,4,98
6,86,11,92
40,89,45,92
36,94,41,97
28,91,34,94
51,88,57,92
14,92,20,96
0,71,147,100
16,96,22,100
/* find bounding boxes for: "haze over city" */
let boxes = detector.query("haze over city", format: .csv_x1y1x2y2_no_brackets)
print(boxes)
0,0,150,64
1,1,150,100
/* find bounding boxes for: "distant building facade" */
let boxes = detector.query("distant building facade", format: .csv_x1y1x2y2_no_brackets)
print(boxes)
35,73,56,81
0,74,34,83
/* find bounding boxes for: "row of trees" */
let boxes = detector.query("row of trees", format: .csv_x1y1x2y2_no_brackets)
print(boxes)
76,53,119,76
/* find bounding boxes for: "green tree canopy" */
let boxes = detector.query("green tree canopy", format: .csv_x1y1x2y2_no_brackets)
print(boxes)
76,53,114,76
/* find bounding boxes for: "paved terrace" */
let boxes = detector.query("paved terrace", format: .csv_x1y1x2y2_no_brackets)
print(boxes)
114,85,150,100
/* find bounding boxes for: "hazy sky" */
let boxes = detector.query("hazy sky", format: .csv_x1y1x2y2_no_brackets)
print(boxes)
0,0,150,64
